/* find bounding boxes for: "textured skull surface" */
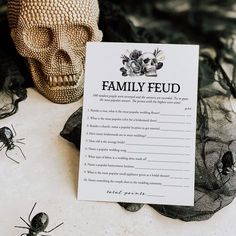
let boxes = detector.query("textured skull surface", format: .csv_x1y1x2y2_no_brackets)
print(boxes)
8,0,102,103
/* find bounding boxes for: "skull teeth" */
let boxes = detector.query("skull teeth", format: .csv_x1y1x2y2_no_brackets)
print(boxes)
47,75,79,87
64,76,69,86
53,76,57,87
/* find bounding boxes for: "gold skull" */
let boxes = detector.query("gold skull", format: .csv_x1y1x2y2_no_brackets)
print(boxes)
8,0,102,103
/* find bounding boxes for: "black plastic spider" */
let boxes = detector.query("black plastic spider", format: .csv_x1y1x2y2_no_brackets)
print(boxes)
15,202,64,236
215,148,235,185
0,125,26,164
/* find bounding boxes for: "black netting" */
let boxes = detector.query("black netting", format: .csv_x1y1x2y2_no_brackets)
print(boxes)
0,3,27,119
61,0,236,221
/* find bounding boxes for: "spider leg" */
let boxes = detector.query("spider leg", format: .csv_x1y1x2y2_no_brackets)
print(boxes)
5,150,19,164
14,138,25,145
16,138,25,141
20,217,31,227
11,126,26,144
11,124,17,137
15,140,25,145
43,222,64,233
215,164,224,183
28,202,37,223
15,225,30,229
232,159,236,172
215,146,225,182
14,145,26,160
214,161,221,178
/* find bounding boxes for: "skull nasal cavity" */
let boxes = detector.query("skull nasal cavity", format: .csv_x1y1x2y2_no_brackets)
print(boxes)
55,50,72,64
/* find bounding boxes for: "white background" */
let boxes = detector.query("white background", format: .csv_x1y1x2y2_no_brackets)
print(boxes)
0,88,235,236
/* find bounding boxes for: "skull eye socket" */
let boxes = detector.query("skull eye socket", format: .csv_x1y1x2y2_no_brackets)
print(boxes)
143,58,150,64
67,25,91,47
24,27,53,50
151,58,157,65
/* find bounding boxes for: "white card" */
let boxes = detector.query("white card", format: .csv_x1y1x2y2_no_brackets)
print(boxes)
78,42,199,206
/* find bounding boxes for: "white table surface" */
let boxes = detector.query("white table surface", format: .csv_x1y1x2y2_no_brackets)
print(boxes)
0,88,235,236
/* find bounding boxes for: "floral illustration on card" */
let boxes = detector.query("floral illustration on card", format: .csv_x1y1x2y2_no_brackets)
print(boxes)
120,49,165,77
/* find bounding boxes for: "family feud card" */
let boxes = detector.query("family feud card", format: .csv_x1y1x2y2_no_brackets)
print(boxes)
78,42,199,206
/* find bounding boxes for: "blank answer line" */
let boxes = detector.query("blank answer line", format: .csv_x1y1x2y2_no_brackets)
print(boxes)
126,144,190,148
170,177,190,180
146,195,165,198
160,114,192,117
156,121,192,124
163,185,190,188
160,129,192,132
147,137,192,140
127,151,189,156
147,160,190,164
135,167,190,172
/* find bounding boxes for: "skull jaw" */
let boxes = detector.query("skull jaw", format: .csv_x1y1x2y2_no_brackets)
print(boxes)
144,66,157,77
28,59,84,104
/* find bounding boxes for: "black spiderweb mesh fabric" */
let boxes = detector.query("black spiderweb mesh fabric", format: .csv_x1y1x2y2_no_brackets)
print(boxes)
61,0,236,221
0,1,27,119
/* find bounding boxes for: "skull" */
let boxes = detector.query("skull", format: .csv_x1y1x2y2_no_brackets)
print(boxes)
138,52,164,77
8,0,103,104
